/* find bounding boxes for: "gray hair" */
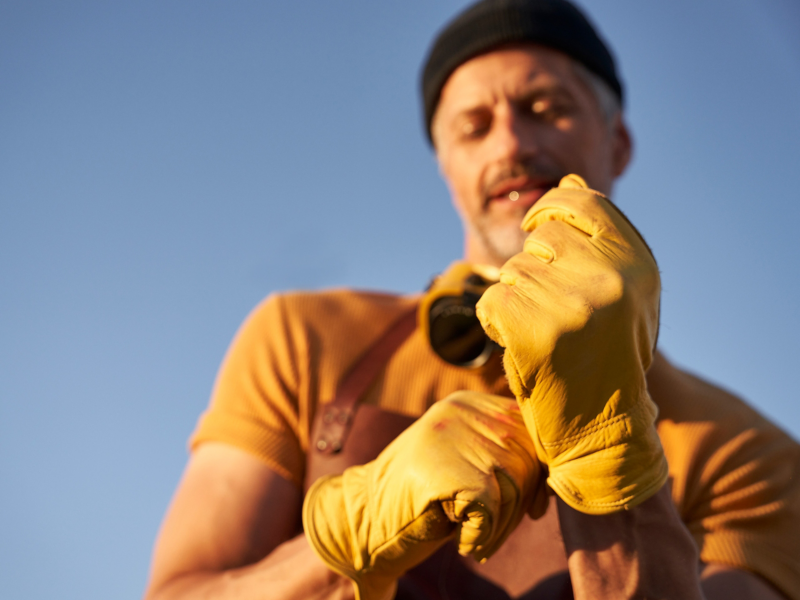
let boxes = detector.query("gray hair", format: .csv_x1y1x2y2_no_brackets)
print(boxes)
571,59,622,124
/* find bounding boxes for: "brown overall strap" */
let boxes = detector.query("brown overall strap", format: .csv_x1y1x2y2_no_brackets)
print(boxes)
301,302,571,599
310,305,418,456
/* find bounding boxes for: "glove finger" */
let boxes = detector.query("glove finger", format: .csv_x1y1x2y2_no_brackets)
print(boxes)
475,296,535,399
522,180,654,267
474,282,513,348
475,268,548,351
526,474,551,520
522,219,593,264
370,503,455,577
456,503,492,558
444,481,501,559
470,469,521,562
520,175,606,236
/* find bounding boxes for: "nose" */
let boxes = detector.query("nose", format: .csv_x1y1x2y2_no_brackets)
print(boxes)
487,104,535,163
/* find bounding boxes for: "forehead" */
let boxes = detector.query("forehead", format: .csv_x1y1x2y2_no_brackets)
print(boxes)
437,44,585,115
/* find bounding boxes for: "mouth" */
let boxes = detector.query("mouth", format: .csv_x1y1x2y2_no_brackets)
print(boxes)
485,176,558,210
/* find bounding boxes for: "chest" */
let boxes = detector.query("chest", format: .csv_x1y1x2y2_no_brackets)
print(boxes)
465,496,570,598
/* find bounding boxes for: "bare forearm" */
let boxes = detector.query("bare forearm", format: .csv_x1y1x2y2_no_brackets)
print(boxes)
558,485,703,600
144,534,355,600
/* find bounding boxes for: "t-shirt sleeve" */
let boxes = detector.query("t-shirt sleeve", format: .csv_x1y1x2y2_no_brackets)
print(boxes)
658,375,800,600
190,294,306,489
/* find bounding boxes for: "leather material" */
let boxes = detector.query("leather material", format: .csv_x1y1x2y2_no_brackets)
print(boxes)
302,295,572,599
305,403,572,600
306,306,418,467
477,174,667,514
303,392,542,600
305,404,416,493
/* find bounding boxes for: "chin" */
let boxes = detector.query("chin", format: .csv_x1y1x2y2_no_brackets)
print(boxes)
483,223,528,264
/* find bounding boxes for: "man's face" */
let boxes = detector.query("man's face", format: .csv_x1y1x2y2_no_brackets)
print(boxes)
433,44,631,266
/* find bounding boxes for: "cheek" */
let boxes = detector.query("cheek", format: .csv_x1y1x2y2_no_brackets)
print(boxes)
442,151,484,217
552,124,613,185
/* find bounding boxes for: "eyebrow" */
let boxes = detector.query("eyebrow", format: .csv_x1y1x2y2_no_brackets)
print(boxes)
448,81,578,120
511,81,579,104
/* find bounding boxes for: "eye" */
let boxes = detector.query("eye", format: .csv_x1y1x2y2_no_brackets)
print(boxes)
528,94,573,122
459,115,490,140
532,99,551,114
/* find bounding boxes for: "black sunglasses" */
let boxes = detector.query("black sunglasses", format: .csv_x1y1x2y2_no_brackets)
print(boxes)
426,274,499,368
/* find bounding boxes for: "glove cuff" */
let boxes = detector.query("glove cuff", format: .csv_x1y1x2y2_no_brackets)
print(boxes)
305,474,401,600
543,405,669,514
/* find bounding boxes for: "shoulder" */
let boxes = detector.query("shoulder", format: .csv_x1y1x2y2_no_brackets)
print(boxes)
649,354,800,600
243,288,418,348
649,350,800,513
234,288,420,398
250,288,415,326
649,351,795,458
217,288,418,394
649,352,762,423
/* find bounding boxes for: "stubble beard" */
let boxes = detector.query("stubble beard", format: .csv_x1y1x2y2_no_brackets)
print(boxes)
470,158,564,264
467,209,530,265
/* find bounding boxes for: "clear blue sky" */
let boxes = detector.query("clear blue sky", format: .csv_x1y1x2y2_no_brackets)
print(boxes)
1,1,799,598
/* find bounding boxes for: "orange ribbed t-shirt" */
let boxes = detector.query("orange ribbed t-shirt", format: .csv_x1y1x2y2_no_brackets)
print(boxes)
191,288,800,599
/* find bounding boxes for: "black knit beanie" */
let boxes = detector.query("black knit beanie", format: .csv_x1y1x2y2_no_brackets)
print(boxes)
421,0,623,145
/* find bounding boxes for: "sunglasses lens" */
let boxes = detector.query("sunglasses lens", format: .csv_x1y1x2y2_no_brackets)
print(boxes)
428,295,494,367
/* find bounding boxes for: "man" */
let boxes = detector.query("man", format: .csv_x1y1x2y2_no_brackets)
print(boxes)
143,1,800,599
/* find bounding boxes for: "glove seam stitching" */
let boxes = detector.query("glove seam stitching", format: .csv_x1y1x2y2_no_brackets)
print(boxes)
541,412,630,448
550,459,668,509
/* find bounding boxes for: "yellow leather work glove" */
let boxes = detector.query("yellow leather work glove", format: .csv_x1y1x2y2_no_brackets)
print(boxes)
475,174,668,515
303,391,546,600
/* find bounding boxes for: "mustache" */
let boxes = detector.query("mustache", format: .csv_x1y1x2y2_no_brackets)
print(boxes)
482,159,565,198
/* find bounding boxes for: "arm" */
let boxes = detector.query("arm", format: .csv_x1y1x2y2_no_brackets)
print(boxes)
558,485,789,600
474,177,798,598
701,564,788,600
143,442,353,600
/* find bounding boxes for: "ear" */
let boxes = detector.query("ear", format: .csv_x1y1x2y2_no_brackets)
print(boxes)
611,115,633,177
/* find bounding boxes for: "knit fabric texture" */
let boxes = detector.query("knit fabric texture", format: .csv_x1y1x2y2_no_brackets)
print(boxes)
420,0,623,144
191,289,800,599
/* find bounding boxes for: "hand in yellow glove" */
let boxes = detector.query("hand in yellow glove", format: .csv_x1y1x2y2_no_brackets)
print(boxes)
475,174,668,515
303,391,546,600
